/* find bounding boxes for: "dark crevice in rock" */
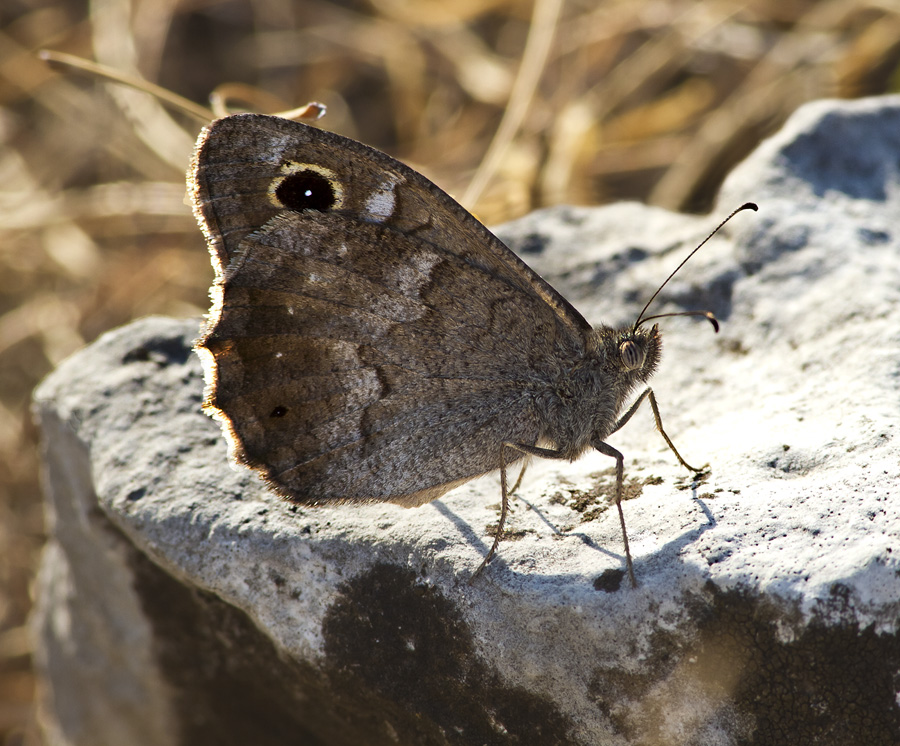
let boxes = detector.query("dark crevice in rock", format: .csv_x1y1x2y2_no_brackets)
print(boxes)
323,564,574,745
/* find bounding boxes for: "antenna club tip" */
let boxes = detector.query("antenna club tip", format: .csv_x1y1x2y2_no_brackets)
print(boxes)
740,202,759,212
701,311,720,333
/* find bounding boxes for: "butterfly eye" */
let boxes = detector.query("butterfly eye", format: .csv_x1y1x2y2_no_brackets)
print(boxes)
619,340,645,371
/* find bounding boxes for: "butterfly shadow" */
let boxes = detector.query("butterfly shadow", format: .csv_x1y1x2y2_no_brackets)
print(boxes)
514,492,628,565
631,492,718,575
431,498,501,570
430,483,717,582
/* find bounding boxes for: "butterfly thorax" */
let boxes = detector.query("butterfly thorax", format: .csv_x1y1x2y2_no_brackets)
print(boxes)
532,323,661,459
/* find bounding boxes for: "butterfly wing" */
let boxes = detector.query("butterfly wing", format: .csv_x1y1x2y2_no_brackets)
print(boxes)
191,113,592,506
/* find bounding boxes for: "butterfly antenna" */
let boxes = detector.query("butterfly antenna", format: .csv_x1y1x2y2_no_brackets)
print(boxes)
634,202,757,331
638,309,719,332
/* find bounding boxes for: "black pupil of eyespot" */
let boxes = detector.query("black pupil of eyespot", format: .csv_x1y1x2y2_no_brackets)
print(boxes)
270,406,288,418
275,170,335,212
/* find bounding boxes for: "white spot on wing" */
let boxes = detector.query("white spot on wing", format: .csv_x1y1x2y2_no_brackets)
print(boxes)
365,175,401,221
411,252,440,275
392,249,442,295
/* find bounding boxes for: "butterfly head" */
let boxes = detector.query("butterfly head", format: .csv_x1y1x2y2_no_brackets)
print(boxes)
615,323,661,383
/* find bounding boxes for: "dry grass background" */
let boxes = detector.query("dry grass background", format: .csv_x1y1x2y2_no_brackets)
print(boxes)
2,0,900,742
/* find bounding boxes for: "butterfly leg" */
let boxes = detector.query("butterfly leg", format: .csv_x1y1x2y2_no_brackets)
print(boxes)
505,441,639,588
611,387,701,472
593,387,706,588
470,444,544,581
470,445,514,581
509,460,529,495
590,441,637,589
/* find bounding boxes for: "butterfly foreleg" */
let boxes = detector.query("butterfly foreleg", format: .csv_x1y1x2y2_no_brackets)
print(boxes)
612,387,701,473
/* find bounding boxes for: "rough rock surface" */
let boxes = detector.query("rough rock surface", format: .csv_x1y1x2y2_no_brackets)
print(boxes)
32,95,900,745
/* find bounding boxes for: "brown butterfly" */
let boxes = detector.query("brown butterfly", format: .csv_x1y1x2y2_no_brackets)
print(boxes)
190,113,755,585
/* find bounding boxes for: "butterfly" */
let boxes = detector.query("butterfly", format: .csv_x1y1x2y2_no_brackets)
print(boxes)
190,113,754,584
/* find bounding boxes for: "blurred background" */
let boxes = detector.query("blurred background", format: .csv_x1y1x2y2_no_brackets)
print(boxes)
2,0,900,742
